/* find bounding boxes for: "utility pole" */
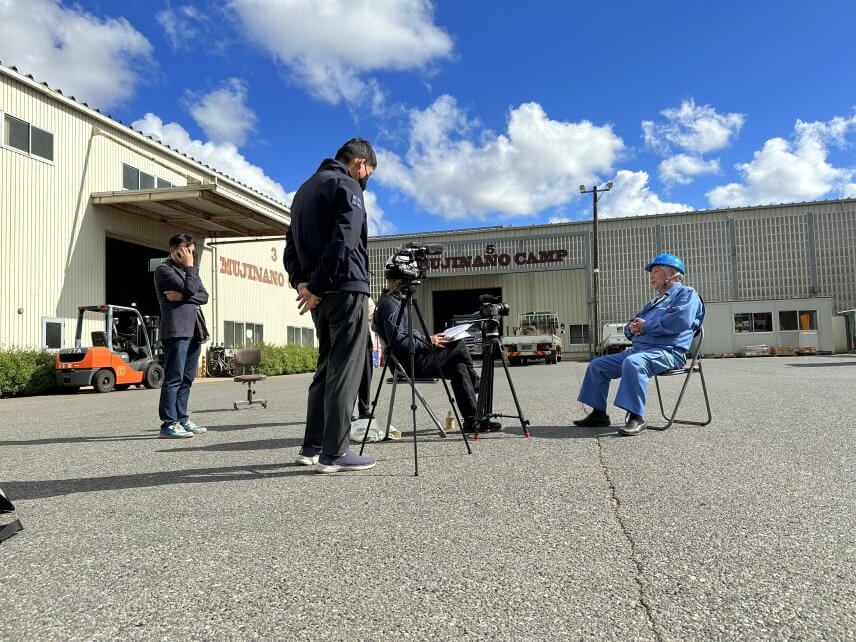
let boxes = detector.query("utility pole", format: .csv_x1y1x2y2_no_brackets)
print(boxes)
580,181,613,360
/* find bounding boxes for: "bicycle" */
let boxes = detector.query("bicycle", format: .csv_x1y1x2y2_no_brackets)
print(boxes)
206,344,236,377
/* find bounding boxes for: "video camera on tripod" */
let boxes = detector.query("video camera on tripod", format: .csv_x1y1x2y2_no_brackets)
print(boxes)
384,242,444,285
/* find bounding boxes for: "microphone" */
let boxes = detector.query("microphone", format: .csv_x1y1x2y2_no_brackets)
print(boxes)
479,294,501,303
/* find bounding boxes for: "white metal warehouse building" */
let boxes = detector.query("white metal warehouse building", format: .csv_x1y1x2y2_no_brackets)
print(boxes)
0,63,321,354
2,61,856,359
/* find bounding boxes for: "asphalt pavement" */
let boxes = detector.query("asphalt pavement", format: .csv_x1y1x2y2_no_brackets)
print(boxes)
1,355,854,641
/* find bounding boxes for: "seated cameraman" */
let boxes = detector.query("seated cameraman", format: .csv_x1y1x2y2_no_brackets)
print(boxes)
374,253,500,433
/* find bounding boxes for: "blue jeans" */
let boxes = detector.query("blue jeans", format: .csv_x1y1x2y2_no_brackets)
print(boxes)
158,338,202,429
577,347,684,417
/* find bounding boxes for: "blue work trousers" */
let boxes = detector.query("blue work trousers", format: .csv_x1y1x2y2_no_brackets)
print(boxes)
578,347,684,417
158,337,202,429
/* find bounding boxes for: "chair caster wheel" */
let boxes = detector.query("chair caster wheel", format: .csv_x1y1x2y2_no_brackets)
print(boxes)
233,402,239,410
262,402,268,409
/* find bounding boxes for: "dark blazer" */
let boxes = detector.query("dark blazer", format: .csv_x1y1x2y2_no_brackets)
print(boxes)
283,158,370,295
153,259,209,339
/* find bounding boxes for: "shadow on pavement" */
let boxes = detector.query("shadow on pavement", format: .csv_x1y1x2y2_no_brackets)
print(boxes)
0,434,159,447
204,421,305,432
5,463,317,500
158,437,304,453
520,425,620,439
787,361,856,368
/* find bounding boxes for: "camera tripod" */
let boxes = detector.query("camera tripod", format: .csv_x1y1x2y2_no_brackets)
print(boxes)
359,282,472,476
473,318,530,438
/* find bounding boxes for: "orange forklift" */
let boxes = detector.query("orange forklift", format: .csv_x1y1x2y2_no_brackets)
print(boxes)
55,305,165,393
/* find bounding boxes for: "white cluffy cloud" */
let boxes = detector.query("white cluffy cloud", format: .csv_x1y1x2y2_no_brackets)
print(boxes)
597,170,694,218
376,96,625,220
157,2,205,49
228,0,452,108
643,99,745,154
132,113,289,204
658,154,720,185
707,114,856,208
643,99,744,185
187,78,257,146
0,0,153,109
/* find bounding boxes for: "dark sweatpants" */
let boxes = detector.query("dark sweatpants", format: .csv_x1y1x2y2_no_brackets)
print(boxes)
305,291,368,456
357,335,373,417
394,341,480,419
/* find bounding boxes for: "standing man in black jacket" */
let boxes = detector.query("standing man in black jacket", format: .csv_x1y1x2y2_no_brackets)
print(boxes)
154,234,209,439
284,138,377,473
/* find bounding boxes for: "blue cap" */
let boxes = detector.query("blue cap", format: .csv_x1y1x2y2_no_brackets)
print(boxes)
645,252,685,274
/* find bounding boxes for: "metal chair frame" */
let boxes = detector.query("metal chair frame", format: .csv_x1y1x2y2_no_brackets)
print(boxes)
382,351,447,439
232,346,268,410
649,326,712,431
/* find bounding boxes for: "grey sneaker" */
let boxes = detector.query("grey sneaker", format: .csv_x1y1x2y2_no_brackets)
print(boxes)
182,420,207,434
295,446,321,466
315,451,377,474
159,423,193,439
618,415,646,436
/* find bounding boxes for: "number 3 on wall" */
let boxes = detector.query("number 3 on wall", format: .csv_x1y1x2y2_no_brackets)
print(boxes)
271,248,277,263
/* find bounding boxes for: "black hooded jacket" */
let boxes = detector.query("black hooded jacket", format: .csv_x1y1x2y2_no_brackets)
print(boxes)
284,159,370,296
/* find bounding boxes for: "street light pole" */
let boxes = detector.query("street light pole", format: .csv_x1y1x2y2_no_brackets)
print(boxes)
580,181,613,360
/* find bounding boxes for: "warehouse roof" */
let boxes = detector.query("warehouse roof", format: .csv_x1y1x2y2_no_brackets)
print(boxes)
91,185,289,238
0,61,290,221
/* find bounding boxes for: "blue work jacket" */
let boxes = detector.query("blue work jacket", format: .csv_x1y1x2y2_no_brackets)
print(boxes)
623,282,704,354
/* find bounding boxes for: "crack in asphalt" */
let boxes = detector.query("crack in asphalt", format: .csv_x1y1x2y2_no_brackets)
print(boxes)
592,429,663,642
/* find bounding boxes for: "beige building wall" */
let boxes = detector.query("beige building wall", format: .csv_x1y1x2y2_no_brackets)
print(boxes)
199,239,315,347
1,69,290,350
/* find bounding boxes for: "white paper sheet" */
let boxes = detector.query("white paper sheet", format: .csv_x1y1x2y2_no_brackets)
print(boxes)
442,323,475,341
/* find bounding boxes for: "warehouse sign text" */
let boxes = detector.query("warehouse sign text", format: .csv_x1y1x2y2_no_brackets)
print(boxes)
423,244,570,271
219,256,286,287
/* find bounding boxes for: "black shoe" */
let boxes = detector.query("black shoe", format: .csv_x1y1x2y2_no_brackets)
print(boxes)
480,419,502,433
618,415,646,436
573,411,610,428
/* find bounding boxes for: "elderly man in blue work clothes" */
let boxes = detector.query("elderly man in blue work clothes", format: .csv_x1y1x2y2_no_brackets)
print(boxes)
574,253,704,436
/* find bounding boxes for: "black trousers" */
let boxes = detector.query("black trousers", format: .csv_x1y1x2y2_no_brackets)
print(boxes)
394,341,480,419
357,335,373,417
305,292,368,456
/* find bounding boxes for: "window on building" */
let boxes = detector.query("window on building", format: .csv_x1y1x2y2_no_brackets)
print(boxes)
123,164,140,190
799,310,817,331
779,311,798,331
41,317,64,350
753,312,773,332
139,172,155,189
734,312,773,333
568,324,590,344
287,325,314,346
301,327,315,346
224,320,264,348
3,113,54,161
122,163,175,190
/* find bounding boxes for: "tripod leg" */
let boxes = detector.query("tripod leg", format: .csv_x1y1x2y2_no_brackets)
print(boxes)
396,366,447,437
360,302,407,455
411,300,472,455
359,349,395,455
385,368,398,440
407,298,419,477
496,338,530,436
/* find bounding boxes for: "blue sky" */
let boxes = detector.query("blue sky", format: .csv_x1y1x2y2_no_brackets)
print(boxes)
3,1,856,235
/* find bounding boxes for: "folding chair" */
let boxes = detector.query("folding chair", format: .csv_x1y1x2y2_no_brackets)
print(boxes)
649,326,712,431
380,350,448,439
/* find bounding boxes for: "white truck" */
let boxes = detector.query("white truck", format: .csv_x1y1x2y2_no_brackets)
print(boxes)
600,322,632,355
501,311,563,365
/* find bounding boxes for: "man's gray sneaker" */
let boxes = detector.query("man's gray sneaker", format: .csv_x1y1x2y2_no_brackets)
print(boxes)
618,415,646,436
295,446,321,466
315,451,377,474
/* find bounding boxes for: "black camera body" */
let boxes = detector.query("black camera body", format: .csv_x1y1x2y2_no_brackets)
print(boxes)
479,294,510,320
384,242,443,283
